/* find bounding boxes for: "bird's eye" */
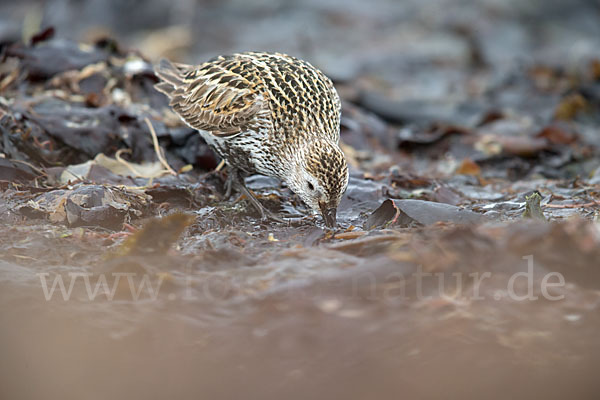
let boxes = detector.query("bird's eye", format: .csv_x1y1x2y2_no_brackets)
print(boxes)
307,182,315,191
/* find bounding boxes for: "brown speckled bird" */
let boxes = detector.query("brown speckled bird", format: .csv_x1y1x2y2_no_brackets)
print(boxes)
154,52,348,227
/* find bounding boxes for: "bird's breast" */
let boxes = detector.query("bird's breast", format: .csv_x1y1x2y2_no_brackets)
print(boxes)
197,128,283,178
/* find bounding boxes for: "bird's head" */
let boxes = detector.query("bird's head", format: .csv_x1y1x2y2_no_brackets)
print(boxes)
286,139,349,228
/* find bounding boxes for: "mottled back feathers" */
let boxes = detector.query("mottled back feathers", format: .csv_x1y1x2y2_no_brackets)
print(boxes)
154,52,341,141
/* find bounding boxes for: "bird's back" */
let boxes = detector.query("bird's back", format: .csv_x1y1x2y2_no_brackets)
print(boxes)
154,52,341,144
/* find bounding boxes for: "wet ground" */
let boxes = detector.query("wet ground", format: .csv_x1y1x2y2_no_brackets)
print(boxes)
1,0,600,399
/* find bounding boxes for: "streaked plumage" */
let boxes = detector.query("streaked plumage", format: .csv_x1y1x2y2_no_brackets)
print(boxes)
154,52,348,226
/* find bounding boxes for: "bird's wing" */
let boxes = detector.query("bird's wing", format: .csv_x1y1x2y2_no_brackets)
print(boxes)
154,58,263,136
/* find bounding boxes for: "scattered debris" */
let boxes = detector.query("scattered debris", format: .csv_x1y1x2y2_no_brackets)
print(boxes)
522,191,546,220
1,4,600,399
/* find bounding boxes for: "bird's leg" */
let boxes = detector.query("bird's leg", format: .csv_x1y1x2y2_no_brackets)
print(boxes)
224,167,236,199
229,169,286,223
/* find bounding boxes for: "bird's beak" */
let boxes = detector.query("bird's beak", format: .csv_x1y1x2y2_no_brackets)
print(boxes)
319,202,337,228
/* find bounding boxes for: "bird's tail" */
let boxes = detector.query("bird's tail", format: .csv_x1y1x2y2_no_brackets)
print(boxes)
154,58,190,97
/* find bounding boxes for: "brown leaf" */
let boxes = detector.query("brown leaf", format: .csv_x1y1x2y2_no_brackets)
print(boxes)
554,93,588,120
30,27,55,46
591,59,600,81
536,124,578,145
476,110,505,127
115,213,195,255
455,158,481,176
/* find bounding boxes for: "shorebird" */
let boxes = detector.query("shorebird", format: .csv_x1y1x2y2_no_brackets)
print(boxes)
154,52,348,227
